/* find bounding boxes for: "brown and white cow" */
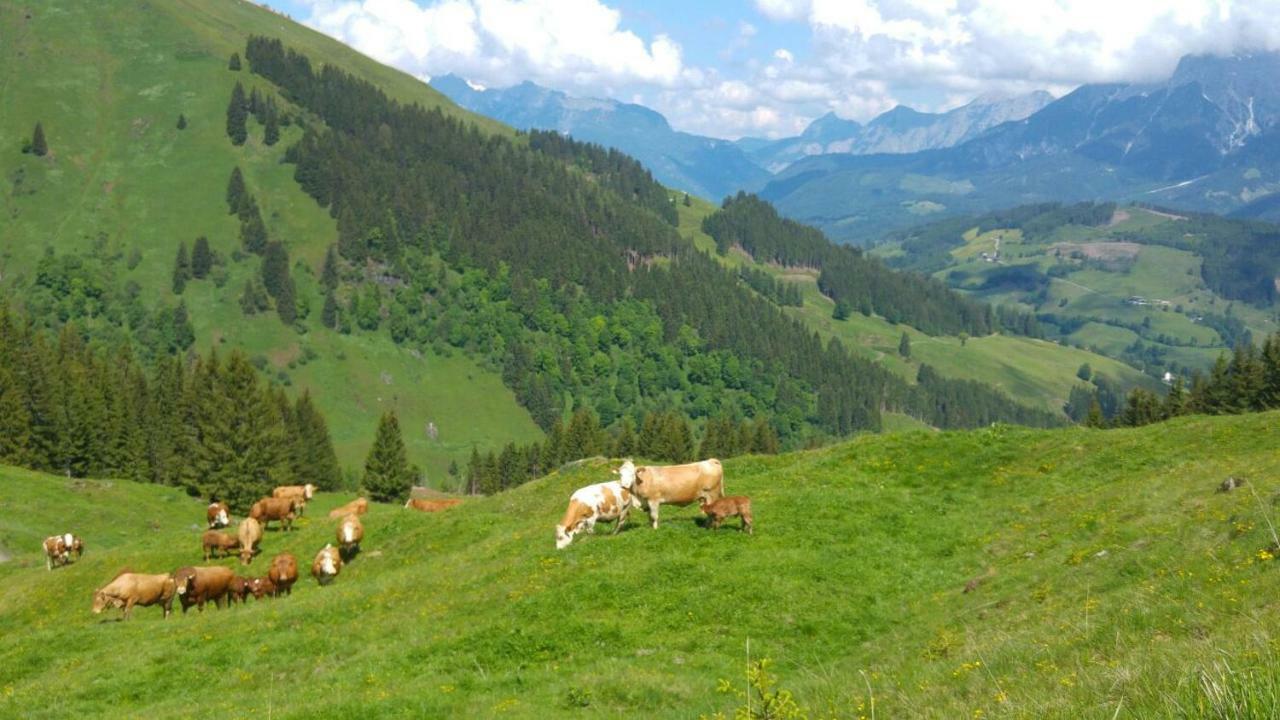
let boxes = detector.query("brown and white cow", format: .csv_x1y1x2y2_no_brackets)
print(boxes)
207,502,230,529
201,530,240,561
249,497,296,532
92,571,176,620
268,553,299,597
172,565,236,613
337,514,363,560
405,498,463,512
272,484,316,515
617,458,724,529
311,544,343,585
43,533,83,570
555,480,640,550
700,495,753,534
328,497,368,519
237,517,263,565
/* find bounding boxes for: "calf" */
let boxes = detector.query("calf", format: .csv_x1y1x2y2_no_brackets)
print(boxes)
43,533,83,570
618,458,724,529
201,530,240,561
248,576,277,600
273,484,316,516
172,565,236,613
268,553,299,597
405,498,463,512
312,544,343,585
699,495,753,534
328,497,368,519
555,480,639,550
207,502,230,529
228,576,252,605
337,514,364,561
249,497,296,532
92,571,175,620
237,517,263,565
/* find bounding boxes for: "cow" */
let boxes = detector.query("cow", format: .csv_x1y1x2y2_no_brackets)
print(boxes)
248,576,276,600
268,553,299,597
273,484,317,516
555,480,640,550
405,498,463,512
249,497,296,532
228,576,252,605
617,458,724,529
92,571,176,620
172,565,236,613
328,497,368,519
43,533,83,570
201,530,240,561
337,514,363,561
237,517,263,565
207,502,230,529
312,544,342,585
699,495,753,534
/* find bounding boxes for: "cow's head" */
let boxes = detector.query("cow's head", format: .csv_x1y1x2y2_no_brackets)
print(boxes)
173,568,196,597
304,484,316,500
91,591,114,614
217,507,229,527
615,460,637,489
239,545,255,566
555,524,575,550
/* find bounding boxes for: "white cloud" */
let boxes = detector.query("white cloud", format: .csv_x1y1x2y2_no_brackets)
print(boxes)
773,48,794,63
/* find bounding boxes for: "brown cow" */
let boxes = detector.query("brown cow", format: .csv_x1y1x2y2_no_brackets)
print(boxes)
328,497,368,519
237,517,263,565
405,498,463,512
201,530,240,561
699,495,753,534
207,502,230,529
337,514,364,560
92,571,176,620
311,544,343,585
172,565,236,613
273,484,316,515
555,481,639,550
43,533,83,570
228,576,252,605
618,458,724,529
268,553,299,596
249,497,296,532
248,576,276,599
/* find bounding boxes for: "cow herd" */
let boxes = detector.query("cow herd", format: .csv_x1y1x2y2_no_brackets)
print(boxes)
554,458,753,548
46,457,747,621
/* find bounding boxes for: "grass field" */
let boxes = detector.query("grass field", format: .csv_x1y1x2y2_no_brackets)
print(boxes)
0,0,541,481
3,412,1280,717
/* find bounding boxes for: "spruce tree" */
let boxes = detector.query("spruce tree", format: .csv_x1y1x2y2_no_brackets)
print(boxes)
362,411,413,502
564,407,603,460
227,82,248,146
321,290,339,329
832,300,851,321
240,206,268,254
172,242,191,294
288,391,341,490
612,415,638,457
176,114,188,130
191,236,213,279
898,332,911,359
0,364,32,466
321,244,339,290
275,276,297,325
264,108,280,146
31,122,48,157
170,301,196,352
228,52,241,71
226,167,247,214
466,447,482,495
261,241,290,297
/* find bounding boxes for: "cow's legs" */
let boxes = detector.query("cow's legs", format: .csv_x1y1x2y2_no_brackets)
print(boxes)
613,510,628,534
648,501,661,529
124,598,136,620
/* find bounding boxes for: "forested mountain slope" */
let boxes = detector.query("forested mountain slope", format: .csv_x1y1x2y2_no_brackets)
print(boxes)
3,411,1280,717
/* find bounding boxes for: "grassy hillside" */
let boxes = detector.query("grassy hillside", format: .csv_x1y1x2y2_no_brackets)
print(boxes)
0,0,539,482
4,413,1280,717
677,196,1156,419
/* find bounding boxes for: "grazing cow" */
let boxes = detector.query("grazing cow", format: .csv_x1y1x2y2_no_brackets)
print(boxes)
273,484,317,515
311,544,343,585
249,497,296,532
248,576,277,600
405,498,463,512
172,565,236,613
337,514,363,560
555,480,639,550
228,576,252,605
207,502,230,529
617,458,724,529
328,497,368,519
92,571,176,620
237,517,263,565
43,533,83,570
201,530,240,561
699,495,753,534
268,553,298,597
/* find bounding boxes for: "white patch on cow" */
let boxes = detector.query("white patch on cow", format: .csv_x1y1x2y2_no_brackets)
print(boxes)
555,525,572,550
217,509,228,526
616,460,637,489
343,525,354,544
62,533,73,548
304,484,315,500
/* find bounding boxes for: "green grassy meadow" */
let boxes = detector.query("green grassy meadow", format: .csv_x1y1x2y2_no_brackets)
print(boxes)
0,0,540,481
4,412,1280,717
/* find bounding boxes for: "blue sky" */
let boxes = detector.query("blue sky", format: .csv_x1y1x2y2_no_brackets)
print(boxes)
268,1,1280,140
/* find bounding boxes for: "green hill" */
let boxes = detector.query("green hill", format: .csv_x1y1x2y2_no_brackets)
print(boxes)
0,0,539,482
3,412,1280,717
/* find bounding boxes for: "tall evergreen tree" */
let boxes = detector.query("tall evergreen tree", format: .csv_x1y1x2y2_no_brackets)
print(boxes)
226,167,247,214
288,390,342,490
563,407,603,460
261,241,290,298
227,82,248,146
31,122,47,157
612,415,638,457
321,244,340,290
191,236,213,279
898,332,912,359
240,206,268,254
228,52,241,71
362,411,413,502
172,242,191,294
176,114,188,130
275,276,297,325
321,290,339,329
0,363,32,465
264,107,280,146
